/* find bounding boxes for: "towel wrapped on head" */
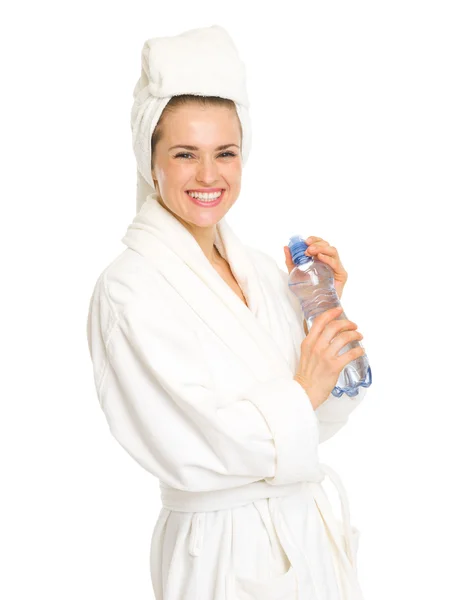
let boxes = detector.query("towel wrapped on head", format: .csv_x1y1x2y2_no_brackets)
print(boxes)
130,24,253,214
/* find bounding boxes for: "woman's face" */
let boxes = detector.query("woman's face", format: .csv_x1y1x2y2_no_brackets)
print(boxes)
151,104,242,228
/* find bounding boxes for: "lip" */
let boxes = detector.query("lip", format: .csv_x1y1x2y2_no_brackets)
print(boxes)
186,189,225,207
186,188,224,193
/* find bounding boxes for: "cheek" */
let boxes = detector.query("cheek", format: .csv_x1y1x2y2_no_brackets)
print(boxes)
226,161,242,182
162,163,190,187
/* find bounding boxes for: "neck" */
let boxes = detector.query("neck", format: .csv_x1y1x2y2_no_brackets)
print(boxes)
157,196,222,265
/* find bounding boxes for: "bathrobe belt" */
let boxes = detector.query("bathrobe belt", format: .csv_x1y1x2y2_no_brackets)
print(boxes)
159,463,358,572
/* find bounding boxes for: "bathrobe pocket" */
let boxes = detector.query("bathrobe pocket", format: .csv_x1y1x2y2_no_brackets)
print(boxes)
338,521,360,571
310,481,361,575
324,510,361,573
234,564,297,600
231,498,298,600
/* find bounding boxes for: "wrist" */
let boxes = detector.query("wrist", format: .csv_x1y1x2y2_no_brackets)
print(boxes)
293,375,318,410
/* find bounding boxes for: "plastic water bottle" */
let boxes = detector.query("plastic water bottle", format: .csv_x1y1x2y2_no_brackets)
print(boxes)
287,234,372,398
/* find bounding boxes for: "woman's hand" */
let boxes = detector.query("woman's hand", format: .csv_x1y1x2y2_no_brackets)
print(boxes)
293,306,365,409
283,236,348,300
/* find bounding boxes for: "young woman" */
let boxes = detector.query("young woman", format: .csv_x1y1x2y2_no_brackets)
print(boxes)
87,26,368,600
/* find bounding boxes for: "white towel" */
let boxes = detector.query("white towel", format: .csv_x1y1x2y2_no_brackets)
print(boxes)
130,24,253,214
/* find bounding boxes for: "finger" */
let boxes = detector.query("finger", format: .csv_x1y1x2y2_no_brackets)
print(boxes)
284,246,295,271
326,328,363,357
316,315,358,349
335,345,366,371
284,245,294,262
306,242,335,256
303,306,342,347
316,252,342,268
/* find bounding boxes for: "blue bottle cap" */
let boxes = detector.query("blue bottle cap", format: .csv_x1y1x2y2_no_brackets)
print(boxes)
288,234,312,266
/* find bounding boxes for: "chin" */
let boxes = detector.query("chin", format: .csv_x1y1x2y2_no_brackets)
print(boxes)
188,210,226,228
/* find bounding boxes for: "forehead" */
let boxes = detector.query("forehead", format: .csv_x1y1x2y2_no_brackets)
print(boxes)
161,104,241,142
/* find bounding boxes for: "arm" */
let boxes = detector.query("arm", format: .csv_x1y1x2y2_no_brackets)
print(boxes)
279,266,367,443
87,274,323,492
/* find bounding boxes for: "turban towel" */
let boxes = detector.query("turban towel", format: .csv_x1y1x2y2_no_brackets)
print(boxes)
130,24,253,214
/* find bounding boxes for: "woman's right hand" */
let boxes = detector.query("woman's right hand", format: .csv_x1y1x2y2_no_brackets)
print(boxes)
293,306,366,410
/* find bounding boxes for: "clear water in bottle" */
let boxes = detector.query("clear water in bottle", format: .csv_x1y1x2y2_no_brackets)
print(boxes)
287,234,372,398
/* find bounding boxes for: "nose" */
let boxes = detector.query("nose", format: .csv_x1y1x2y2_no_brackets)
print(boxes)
196,156,220,185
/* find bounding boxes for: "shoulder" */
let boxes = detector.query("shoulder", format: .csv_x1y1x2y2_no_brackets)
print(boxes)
88,248,164,329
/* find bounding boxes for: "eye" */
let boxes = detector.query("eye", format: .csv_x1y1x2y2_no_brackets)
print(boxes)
174,151,237,159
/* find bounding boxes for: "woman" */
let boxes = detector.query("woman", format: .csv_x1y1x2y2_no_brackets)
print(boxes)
87,25,368,600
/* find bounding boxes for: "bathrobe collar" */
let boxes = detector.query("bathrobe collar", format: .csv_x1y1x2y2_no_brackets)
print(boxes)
121,192,299,382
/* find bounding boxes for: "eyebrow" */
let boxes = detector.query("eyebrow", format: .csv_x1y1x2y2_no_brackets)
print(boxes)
168,144,240,151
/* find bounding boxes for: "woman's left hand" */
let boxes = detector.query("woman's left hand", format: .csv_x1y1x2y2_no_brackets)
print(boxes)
283,236,348,300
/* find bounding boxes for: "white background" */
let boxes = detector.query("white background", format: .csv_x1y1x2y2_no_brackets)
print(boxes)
1,1,451,598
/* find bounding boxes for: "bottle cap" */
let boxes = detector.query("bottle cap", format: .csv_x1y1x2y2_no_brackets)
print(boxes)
288,234,312,266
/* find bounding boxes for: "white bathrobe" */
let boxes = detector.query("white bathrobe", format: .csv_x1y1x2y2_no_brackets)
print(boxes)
86,192,368,600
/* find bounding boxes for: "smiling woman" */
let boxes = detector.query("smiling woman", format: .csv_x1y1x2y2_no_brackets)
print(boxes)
87,24,367,600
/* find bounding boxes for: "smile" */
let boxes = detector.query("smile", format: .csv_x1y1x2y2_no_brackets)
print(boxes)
186,190,225,207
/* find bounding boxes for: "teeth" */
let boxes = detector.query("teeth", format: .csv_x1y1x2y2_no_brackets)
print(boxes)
188,191,222,201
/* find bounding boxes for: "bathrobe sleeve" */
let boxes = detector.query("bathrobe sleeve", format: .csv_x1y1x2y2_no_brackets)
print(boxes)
87,273,322,493
278,266,367,443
